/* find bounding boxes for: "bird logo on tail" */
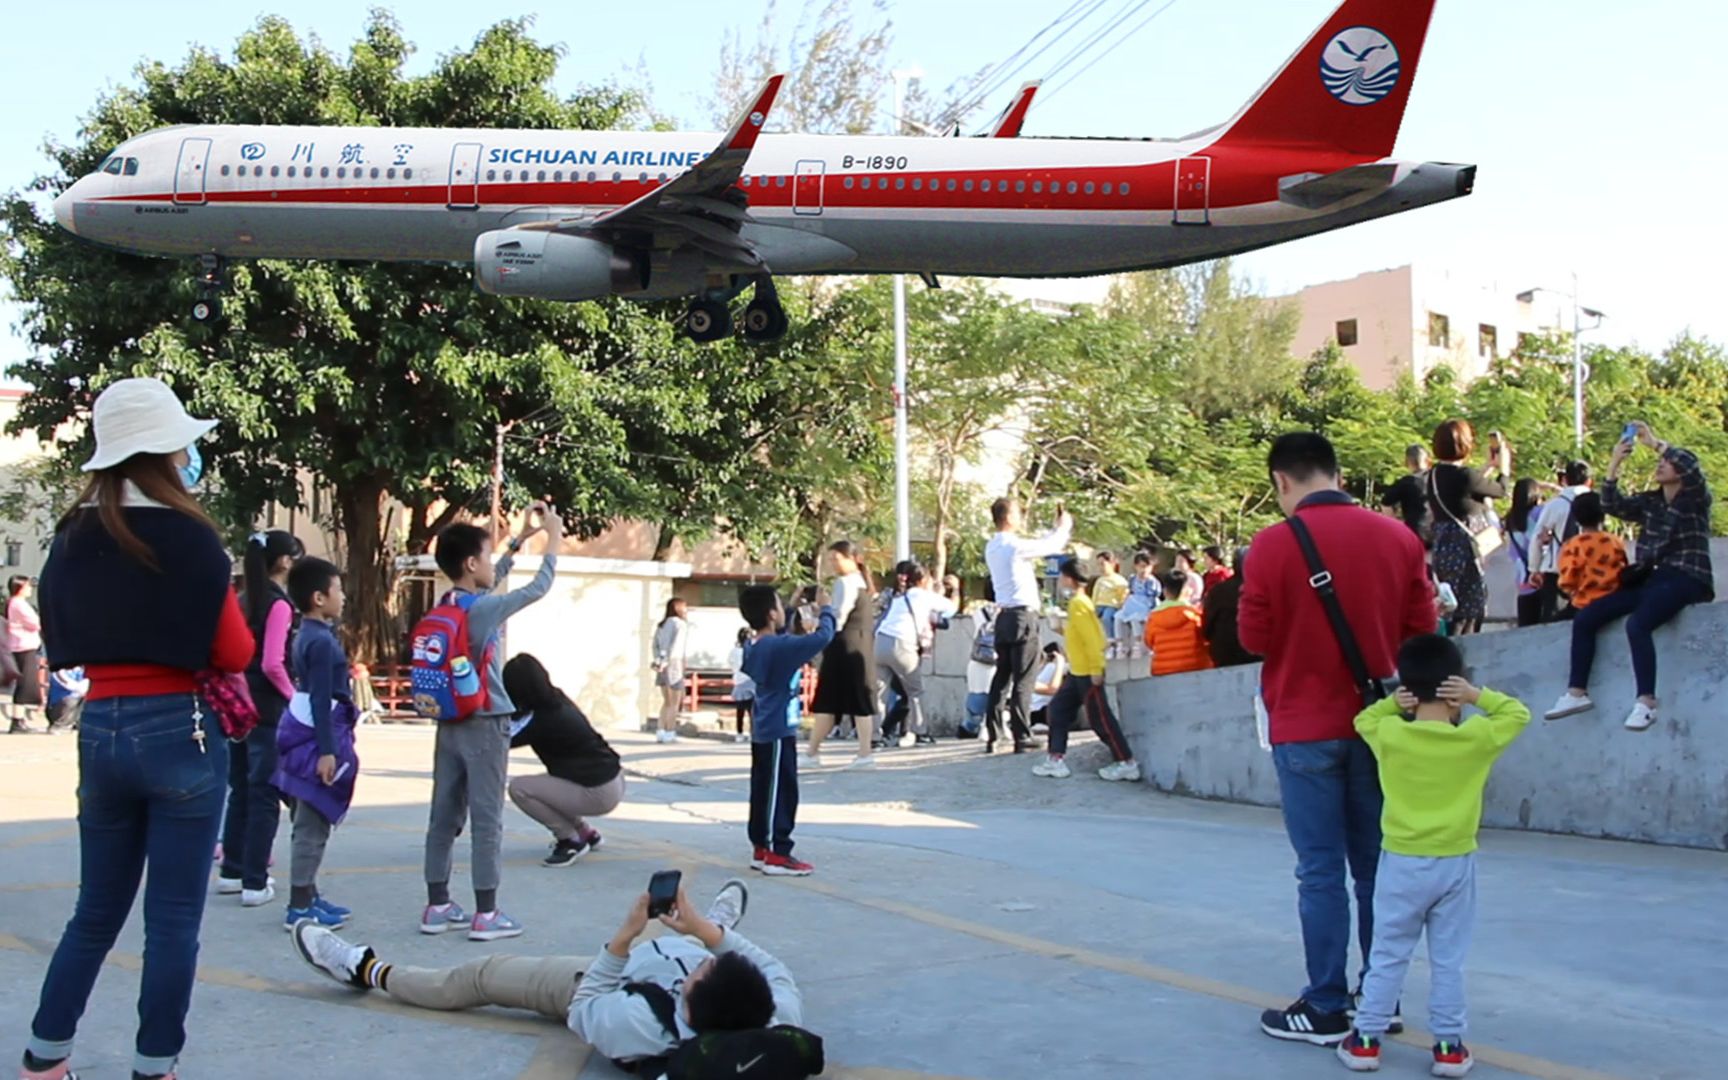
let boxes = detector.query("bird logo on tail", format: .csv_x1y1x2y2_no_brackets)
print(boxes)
1320,26,1401,106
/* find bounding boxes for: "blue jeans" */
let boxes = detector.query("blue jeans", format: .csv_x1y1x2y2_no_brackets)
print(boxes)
29,693,228,1076
1271,737,1384,1015
1096,605,1119,641
219,717,283,891
963,691,989,735
1568,567,1710,698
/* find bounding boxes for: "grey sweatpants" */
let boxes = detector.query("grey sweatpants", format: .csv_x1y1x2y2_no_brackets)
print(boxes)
385,954,584,1020
1355,851,1477,1040
874,633,926,736
289,801,334,890
424,715,511,897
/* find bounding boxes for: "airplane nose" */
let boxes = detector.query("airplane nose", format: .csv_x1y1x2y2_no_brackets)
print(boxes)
53,188,77,235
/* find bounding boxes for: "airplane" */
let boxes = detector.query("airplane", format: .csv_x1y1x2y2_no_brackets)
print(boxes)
52,0,1471,344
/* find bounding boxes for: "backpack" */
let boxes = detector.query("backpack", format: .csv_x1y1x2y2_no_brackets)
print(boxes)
969,604,999,666
408,592,491,722
614,982,824,1080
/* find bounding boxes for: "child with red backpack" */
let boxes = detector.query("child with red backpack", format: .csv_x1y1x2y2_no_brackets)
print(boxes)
417,504,562,942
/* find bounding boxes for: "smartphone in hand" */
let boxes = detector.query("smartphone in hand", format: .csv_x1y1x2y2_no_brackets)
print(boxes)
1622,422,1640,444
647,870,682,918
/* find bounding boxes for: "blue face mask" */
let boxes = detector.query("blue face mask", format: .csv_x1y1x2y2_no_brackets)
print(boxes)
178,442,203,490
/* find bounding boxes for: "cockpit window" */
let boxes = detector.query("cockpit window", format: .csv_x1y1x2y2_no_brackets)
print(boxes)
102,158,123,175
122,158,139,176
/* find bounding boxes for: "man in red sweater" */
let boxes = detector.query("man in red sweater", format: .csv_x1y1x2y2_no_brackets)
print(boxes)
1239,433,1435,1048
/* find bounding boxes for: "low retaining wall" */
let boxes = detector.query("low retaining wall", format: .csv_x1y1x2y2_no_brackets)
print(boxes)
1115,602,1728,850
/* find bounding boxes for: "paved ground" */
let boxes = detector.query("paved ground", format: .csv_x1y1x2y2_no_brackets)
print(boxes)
2,723,1723,1079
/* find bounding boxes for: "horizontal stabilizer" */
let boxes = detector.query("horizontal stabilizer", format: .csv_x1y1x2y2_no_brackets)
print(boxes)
1278,163,1399,209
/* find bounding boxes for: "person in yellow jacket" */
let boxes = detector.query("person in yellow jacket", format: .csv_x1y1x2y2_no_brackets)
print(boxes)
1032,558,1141,782
1336,634,1531,1078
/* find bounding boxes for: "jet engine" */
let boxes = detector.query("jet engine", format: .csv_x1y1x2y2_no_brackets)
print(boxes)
472,230,647,301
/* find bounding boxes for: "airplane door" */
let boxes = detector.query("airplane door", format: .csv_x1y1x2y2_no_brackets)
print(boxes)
1174,156,1210,225
793,160,825,216
448,142,482,210
172,137,212,205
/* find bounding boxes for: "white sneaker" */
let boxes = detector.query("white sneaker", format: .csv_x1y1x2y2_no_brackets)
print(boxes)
797,753,823,770
215,875,243,895
665,732,680,744
1099,760,1142,782
897,732,917,749
292,920,370,990
654,729,670,743
844,755,877,771
705,879,749,931
1032,756,1072,779
1031,723,1049,736
1624,701,1657,731
1544,692,1593,721
733,733,749,744
241,884,276,907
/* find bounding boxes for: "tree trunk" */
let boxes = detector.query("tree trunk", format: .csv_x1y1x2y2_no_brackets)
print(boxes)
652,521,676,562
932,450,954,586
335,475,397,666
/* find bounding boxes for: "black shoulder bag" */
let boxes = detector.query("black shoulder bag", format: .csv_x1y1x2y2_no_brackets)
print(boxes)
1286,514,1390,707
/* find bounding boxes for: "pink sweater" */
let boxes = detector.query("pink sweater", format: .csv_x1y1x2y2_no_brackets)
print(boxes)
6,597,41,653
260,598,296,701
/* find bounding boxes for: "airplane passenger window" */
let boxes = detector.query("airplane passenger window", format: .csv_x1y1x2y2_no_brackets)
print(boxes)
946,179,957,192
504,170,513,181
270,166,280,177
912,178,922,190
842,177,853,189
554,171,563,182
123,158,139,175
1066,181,1078,194
612,171,622,182
1084,181,1095,195
536,170,545,181
963,179,974,192
1102,182,1113,195
220,165,231,177
638,172,648,183
1016,180,1026,193
1033,181,1042,193
370,167,380,179
486,170,496,181
776,176,786,187
658,172,667,182
895,177,905,190
288,167,297,178
588,171,596,182
1121,182,1131,195
255,166,264,177
102,158,123,175
322,167,330,178
388,168,397,179
860,177,871,190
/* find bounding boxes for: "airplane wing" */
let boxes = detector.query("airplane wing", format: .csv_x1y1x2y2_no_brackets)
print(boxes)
989,81,1040,138
1277,163,1400,210
535,74,786,267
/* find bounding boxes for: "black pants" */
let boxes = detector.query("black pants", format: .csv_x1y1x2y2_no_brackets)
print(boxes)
748,735,799,856
1047,674,1135,762
985,607,1037,744
734,699,753,734
219,720,284,891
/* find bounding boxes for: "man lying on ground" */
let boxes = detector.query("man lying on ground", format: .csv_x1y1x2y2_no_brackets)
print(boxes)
292,878,807,1073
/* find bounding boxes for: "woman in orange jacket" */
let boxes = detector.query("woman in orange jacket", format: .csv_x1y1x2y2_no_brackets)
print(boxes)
1144,569,1216,677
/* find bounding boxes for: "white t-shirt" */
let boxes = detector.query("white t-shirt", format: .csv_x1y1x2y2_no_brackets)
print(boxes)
830,572,867,628
1031,657,1063,711
985,519,1073,609
875,586,958,644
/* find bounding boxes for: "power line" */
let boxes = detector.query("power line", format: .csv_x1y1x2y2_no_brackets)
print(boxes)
1037,0,1158,89
935,0,1110,131
1039,0,1184,106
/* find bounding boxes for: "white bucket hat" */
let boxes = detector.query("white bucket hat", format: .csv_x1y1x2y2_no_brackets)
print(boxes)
81,377,219,472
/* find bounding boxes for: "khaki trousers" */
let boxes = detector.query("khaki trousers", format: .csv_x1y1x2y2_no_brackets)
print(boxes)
507,772,625,840
385,954,585,1020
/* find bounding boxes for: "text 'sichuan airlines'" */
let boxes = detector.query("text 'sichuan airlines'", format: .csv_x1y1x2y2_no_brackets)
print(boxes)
53,0,1473,342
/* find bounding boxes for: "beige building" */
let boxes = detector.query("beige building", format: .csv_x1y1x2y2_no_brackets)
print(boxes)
0,389,71,577
1283,265,1562,390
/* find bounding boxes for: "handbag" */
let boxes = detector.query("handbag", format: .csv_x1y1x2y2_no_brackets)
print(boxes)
1286,515,1391,707
1429,469,1505,563
196,669,260,741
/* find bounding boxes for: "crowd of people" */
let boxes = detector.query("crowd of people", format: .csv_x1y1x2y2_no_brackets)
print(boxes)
10,375,1716,1080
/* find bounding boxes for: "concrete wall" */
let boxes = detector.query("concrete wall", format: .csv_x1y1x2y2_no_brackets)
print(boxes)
1115,601,1728,850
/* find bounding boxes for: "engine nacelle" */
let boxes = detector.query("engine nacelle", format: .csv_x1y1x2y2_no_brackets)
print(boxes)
472,230,646,301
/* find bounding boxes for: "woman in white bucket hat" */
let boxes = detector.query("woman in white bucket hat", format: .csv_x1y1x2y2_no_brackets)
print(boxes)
21,377,256,1080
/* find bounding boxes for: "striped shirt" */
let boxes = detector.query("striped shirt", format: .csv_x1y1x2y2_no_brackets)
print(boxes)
1601,446,1715,593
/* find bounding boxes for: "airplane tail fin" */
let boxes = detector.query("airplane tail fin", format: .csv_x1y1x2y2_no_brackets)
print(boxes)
1207,0,1439,157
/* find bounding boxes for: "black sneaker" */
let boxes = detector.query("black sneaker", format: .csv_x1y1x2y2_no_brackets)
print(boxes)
1348,987,1405,1035
542,838,588,868
1260,998,1351,1045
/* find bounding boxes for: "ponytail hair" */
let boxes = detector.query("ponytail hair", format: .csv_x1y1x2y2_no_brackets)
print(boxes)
828,539,874,593
243,530,304,628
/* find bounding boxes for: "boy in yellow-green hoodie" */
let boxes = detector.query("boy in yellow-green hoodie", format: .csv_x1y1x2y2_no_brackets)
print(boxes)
1032,558,1141,783
1337,635,1530,1078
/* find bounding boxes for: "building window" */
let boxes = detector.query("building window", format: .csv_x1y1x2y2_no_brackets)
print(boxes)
1479,324,1498,359
3,541,19,567
1335,318,1359,347
1428,312,1451,349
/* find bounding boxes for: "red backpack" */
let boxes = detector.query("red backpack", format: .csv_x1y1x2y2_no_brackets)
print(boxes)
409,592,492,722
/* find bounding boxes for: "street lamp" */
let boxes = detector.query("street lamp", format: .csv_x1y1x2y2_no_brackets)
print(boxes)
1516,274,1606,451
889,66,923,561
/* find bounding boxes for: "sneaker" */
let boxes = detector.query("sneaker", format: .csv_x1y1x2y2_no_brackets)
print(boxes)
469,909,525,941
797,753,823,770
1031,756,1072,779
733,733,749,744
761,852,814,877
292,919,370,990
664,731,680,744
916,734,937,745
654,729,672,744
312,895,352,919
1624,701,1657,731
1431,1041,1474,1078
215,875,243,895
241,885,276,907
543,838,588,867
1098,760,1142,782
583,830,603,851
705,879,749,931
1260,998,1351,1045
1031,723,1049,735
19,1052,78,1079
283,904,345,933
419,902,469,935
1336,1031,1382,1072
897,732,917,749
750,846,768,871
843,756,877,771
1544,692,1593,720
1347,988,1403,1035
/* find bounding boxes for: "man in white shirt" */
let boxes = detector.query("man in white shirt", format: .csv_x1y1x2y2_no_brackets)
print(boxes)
983,498,1073,752
1525,462,1593,622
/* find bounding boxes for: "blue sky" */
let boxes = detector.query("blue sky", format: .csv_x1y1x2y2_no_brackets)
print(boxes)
3,0,1724,369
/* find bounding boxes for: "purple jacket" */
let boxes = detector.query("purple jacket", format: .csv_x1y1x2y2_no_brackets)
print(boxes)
274,698,359,824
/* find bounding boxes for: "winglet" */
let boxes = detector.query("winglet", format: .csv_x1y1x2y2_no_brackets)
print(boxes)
990,81,1040,138
721,74,787,153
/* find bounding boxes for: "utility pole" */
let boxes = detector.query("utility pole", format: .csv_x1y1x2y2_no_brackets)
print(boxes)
490,421,508,543
890,66,923,563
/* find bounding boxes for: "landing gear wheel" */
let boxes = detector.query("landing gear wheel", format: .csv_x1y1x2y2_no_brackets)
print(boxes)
742,298,790,343
191,297,221,323
685,299,732,343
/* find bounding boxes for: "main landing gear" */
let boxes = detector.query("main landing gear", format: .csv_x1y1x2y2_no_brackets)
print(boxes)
682,276,788,345
191,254,226,323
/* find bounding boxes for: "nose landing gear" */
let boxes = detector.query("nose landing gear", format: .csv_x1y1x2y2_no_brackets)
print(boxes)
191,254,226,323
